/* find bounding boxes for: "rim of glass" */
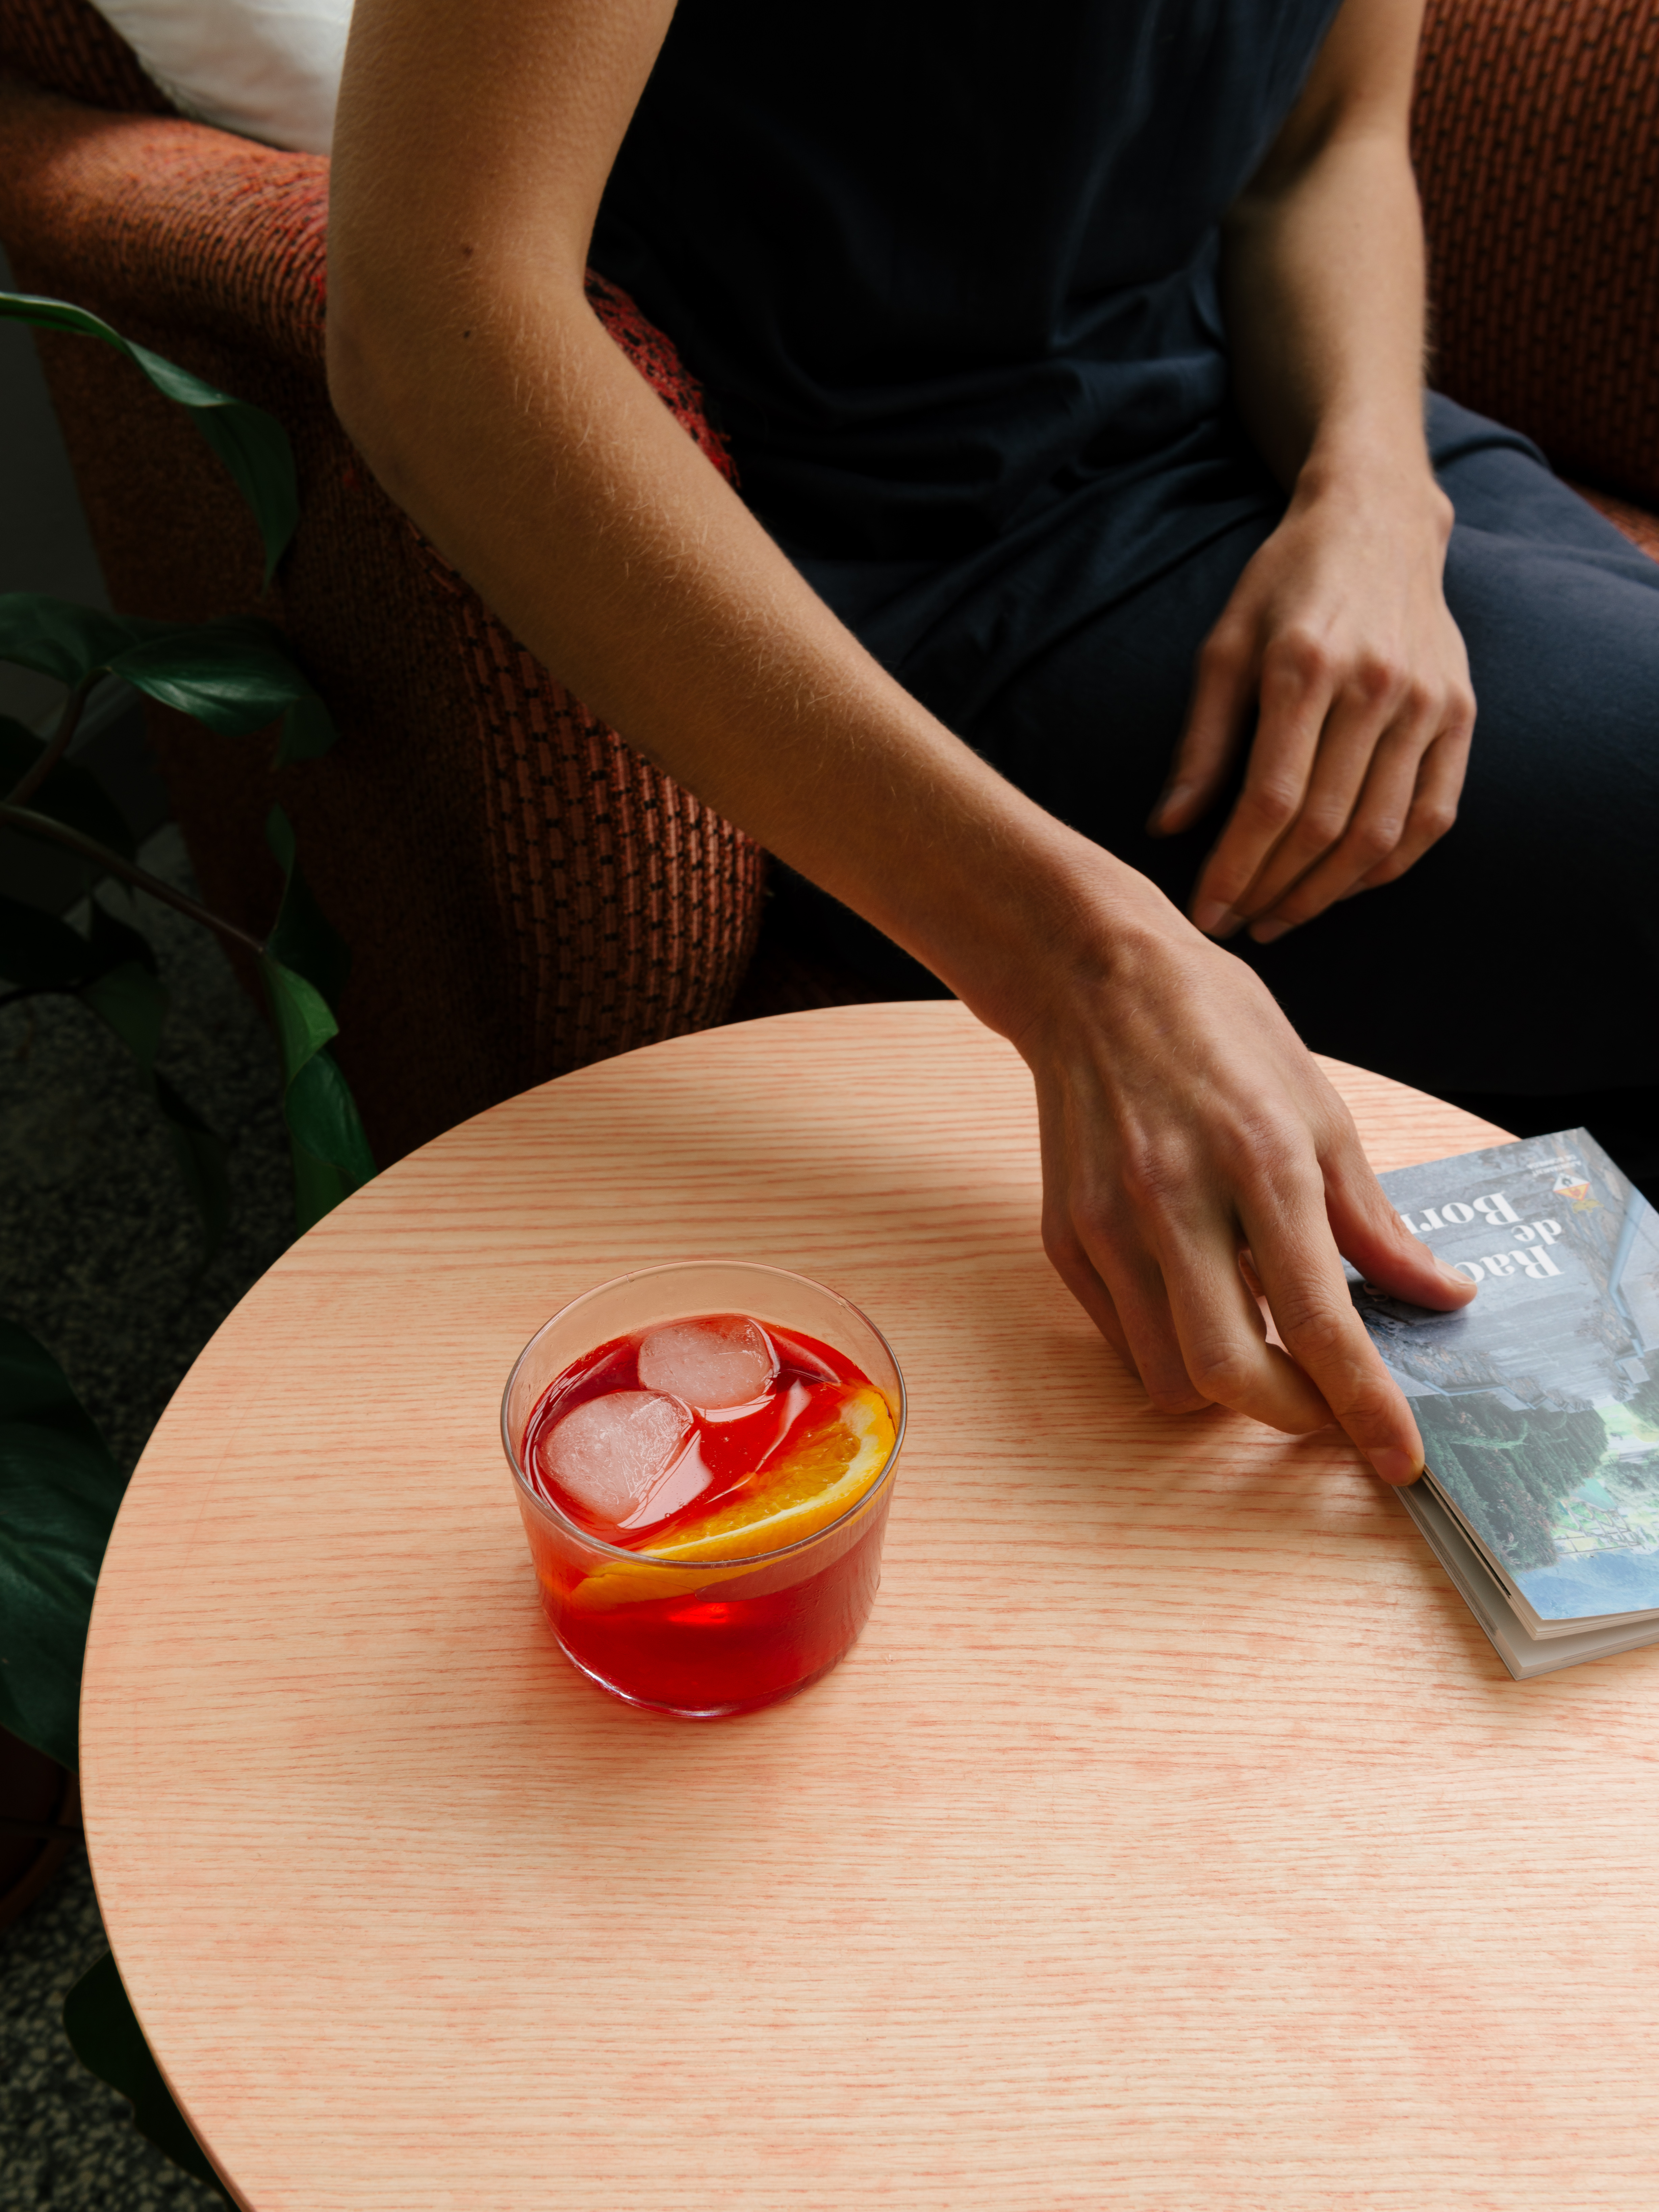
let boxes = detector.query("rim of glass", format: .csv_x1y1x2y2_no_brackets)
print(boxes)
500,1260,907,1570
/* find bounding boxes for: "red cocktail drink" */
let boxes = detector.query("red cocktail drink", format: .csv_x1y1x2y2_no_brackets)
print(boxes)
502,1264,904,1717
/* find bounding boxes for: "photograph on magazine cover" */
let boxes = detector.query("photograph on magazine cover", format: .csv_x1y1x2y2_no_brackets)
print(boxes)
1350,1131,1659,1624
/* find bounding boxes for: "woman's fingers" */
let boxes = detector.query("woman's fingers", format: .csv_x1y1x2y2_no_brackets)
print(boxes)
1204,657,1472,942
1153,1212,1335,1433
1244,1196,1428,1482
1187,626,1338,935
1344,715,1473,896
1321,1118,1479,1311
1167,477,1474,942
1242,703,1433,939
1148,620,1258,838
1231,675,1420,926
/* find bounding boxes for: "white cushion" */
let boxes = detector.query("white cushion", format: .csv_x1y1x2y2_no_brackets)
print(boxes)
90,0,352,156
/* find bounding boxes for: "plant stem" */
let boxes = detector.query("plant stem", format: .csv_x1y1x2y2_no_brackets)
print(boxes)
2,678,98,809
0,805,266,960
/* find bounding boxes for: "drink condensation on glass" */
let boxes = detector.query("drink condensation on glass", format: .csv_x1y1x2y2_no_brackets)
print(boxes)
501,1261,905,1717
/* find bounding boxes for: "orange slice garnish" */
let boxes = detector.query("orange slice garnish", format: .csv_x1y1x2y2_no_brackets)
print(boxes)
566,1383,896,1612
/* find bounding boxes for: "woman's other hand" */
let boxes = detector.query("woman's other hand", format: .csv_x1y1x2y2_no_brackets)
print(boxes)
1152,0,1473,945
1148,473,1475,942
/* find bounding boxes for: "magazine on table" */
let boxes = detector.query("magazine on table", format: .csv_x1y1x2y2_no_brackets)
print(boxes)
1349,1128,1659,1680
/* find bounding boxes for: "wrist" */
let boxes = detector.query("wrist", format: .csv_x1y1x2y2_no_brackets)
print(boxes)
1293,428,1451,542
928,815,1186,1055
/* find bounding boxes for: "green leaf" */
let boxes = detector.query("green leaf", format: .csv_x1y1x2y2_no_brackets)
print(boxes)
2,289,297,586
111,614,338,753
0,709,137,861
0,596,135,687
0,1319,113,1460
286,1048,376,1188
0,599,339,766
260,951,337,1083
79,959,166,1068
260,949,374,1233
0,1332,123,1773
288,1147,352,1235
63,1952,228,2197
0,893,100,989
265,805,350,1010
0,1425,118,1768
258,823,373,1233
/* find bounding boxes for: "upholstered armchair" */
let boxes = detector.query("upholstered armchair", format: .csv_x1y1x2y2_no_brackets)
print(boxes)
1,0,1655,1163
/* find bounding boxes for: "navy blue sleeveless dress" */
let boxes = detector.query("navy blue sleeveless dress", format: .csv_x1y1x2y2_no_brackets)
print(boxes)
593,1,1659,1165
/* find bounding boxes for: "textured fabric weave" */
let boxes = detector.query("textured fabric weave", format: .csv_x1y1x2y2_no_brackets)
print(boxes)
1414,0,1659,509
0,0,169,115
0,36,761,1164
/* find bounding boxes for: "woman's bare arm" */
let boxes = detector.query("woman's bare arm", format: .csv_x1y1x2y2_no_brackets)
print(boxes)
327,0,1474,1475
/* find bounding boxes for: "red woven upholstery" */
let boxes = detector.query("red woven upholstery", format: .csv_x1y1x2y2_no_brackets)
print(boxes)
0,0,167,115
1569,482,1659,562
1414,0,1659,512
0,12,762,1164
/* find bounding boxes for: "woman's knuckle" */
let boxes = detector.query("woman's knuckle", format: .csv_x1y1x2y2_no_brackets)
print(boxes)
1277,1304,1351,1366
1401,675,1435,721
1188,1342,1255,1401
1217,1106,1305,1186
1270,628,1328,685
1351,816,1400,863
1041,1215,1091,1278
1117,1143,1178,1217
1243,782,1298,832
1352,653,1399,706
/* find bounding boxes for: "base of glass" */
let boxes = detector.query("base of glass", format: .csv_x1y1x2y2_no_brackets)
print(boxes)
554,1633,854,1720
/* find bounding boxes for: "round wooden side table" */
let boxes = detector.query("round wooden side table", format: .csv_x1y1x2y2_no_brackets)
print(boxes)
81,1004,1659,2209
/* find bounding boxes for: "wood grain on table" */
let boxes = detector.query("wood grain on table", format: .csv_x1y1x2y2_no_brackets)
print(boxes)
80,1004,1659,2210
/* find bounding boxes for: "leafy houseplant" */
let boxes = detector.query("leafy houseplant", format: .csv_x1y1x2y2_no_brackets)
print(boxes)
0,289,375,2193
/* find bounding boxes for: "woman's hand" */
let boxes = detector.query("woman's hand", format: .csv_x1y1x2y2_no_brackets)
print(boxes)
1009,870,1476,1475
1149,471,1475,944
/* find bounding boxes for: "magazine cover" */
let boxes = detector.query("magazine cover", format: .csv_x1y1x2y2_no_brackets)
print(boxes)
1351,1131,1659,1630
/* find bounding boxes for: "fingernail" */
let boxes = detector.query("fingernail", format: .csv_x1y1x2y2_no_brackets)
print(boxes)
1441,1258,1476,1291
1193,901,1239,938
1250,918,1292,945
1369,1447,1420,1486
1149,785,1190,832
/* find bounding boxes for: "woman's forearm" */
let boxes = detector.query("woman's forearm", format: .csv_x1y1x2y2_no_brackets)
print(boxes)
327,256,1141,1044
1219,0,1436,502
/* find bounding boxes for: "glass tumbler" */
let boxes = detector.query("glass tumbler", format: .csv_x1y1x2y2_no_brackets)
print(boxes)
502,1260,905,1717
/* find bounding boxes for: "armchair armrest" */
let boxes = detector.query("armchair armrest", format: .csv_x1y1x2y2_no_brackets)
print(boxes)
1413,0,1659,508
0,75,758,1165
0,76,329,369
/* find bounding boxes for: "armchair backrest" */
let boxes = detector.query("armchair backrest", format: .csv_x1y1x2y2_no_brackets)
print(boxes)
0,0,172,115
